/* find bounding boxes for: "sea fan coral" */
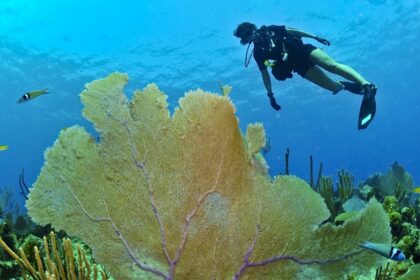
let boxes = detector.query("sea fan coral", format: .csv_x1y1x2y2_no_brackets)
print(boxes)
26,73,391,279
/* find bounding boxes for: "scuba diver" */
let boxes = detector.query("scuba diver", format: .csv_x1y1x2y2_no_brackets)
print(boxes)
233,22,377,129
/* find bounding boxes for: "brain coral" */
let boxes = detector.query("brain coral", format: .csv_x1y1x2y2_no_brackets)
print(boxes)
27,73,390,279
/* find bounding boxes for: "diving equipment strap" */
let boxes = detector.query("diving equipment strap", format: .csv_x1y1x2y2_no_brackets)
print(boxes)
245,42,254,67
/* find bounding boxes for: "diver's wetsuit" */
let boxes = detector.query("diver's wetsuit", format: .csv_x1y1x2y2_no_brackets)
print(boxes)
253,25,317,80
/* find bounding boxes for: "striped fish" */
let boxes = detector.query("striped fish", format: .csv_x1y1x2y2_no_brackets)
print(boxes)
17,88,49,103
361,241,405,261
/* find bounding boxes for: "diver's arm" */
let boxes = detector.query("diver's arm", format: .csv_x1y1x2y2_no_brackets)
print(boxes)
261,69,272,94
285,27,316,39
285,27,330,45
261,69,281,111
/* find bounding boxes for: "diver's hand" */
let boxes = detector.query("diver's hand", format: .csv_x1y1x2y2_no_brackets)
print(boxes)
315,36,330,46
267,92,281,111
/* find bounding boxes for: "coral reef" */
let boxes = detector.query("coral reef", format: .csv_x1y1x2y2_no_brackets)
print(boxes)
380,195,420,263
309,161,420,280
26,73,391,279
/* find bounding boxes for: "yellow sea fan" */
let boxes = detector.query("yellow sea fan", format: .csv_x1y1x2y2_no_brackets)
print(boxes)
26,73,391,280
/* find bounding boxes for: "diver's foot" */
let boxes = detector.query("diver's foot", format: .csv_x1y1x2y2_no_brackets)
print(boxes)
339,81,363,95
361,83,377,99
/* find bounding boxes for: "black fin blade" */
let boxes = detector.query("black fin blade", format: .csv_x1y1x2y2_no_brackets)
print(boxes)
358,95,376,130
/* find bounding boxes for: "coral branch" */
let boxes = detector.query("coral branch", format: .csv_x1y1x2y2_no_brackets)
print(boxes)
233,224,260,280
285,148,290,175
248,249,364,267
233,228,364,278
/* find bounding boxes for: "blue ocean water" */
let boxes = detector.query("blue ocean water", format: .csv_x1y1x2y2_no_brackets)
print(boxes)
0,0,419,210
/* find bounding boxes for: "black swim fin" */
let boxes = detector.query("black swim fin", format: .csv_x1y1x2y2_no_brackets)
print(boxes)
358,84,377,130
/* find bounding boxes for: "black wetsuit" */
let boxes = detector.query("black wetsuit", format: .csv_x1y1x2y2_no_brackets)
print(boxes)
253,25,318,80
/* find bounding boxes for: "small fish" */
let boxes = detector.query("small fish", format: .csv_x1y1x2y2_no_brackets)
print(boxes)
0,145,9,151
17,88,49,103
361,241,405,261
218,81,232,97
413,187,420,193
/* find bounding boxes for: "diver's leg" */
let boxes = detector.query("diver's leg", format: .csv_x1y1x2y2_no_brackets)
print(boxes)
309,49,370,85
304,65,344,93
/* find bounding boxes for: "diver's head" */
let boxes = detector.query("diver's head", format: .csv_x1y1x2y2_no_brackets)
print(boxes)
233,22,257,45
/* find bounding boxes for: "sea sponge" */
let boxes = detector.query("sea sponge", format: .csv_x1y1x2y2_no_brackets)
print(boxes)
27,73,391,279
383,196,399,213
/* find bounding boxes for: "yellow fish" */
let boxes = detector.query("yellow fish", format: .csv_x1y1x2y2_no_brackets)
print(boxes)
413,187,420,193
0,145,9,151
218,81,232,97
17,88,49,103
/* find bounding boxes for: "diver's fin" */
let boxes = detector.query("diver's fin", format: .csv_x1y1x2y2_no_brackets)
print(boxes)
340,81,363,95
358,84,377,130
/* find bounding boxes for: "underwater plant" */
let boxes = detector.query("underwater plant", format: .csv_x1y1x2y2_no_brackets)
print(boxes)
0,231,107,280
26,73,391,279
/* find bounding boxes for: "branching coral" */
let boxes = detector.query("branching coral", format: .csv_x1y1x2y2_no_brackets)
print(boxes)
318,170,354,221
319,176,336,218
338,169,354,204
375,262,393,280
26,73,391,279
0,231,107,280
